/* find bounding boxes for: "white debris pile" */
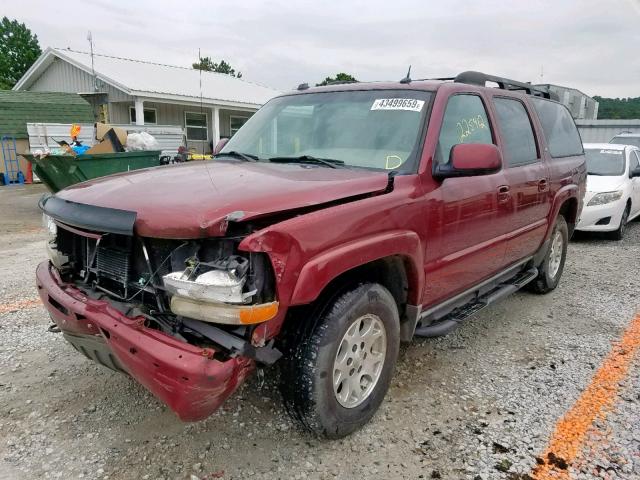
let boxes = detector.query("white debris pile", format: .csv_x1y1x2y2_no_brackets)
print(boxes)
125,131,160,151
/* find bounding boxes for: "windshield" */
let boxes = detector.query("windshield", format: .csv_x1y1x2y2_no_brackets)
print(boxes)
220,89,432,172
610,136,640,148
584,148,625,176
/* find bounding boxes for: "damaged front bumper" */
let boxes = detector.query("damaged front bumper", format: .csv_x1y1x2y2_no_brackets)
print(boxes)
36,261,255,422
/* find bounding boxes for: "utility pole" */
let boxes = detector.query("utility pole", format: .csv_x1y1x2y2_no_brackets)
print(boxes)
87,31,97,92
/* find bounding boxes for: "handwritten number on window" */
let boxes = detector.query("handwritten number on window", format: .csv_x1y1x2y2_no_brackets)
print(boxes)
456,115,487,143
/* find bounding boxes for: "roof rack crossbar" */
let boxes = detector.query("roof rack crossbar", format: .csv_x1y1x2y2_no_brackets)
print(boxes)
453,71,553,99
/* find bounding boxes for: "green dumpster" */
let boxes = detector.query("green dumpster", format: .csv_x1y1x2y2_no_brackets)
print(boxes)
22,150,162,193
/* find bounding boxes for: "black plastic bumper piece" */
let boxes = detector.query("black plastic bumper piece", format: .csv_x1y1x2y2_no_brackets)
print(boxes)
63,332,128,373
181,318,283,365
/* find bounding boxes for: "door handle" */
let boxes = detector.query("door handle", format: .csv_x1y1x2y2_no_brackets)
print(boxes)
538,179,548,192
497,185,510,203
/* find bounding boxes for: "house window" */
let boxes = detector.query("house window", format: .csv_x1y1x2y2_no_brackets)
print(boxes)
230,116,249,136
129,107,157,124
185,112,208,141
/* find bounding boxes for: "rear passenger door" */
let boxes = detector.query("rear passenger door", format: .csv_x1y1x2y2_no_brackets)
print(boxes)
491,96,550,264
531,97,586,231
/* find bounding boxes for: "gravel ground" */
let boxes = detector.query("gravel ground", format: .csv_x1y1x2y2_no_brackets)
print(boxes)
0,184,639,480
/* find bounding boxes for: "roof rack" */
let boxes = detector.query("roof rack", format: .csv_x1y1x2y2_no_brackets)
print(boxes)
431,71,557,100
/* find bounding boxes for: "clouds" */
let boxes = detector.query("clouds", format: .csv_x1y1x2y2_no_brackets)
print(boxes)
4,0,639,97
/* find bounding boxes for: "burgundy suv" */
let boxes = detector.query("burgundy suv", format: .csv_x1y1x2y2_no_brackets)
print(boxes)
37,71,586,438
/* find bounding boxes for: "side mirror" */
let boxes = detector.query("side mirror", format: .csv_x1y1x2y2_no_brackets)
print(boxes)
213,138,229,155
631,167,640,178
434,143,502,179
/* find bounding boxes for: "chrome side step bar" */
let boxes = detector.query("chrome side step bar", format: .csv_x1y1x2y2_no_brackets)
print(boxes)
413,267,538,338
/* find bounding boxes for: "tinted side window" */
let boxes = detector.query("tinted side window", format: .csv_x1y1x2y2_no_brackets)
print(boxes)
493,97,538,166
435,94,493,164
532,98,583,158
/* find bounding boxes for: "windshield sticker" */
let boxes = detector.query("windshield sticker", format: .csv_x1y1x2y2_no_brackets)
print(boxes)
599,149,622,155
371,98,424,112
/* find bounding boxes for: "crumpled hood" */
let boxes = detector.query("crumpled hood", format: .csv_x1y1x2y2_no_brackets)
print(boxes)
56,160,390,238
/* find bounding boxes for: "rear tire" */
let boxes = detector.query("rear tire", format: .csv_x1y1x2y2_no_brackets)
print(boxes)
279,283,400,438
609,204,630,241
528,215,568,294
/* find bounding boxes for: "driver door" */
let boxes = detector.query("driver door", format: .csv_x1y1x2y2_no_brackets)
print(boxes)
423,92,512,306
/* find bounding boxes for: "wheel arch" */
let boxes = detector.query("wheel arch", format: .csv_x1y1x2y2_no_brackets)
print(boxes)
289,231,424,307
558,196,578,237
284,231,424,344
282,254,419,351
550,185,579,238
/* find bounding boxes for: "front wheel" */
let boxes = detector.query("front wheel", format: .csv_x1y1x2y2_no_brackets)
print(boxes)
280,283,400,438
609,204,630,241
528,215,568,294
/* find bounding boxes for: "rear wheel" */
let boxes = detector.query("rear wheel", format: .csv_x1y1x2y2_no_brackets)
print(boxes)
280,283,400,438
610,204,630,241
528,215,568,294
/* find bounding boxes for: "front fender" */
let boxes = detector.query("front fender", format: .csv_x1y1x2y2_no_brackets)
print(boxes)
289,230,424,306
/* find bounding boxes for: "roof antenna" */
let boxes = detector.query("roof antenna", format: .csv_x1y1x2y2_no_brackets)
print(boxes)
400,65,412,84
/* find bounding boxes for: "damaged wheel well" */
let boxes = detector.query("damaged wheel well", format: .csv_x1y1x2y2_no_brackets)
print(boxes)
280,256,411,346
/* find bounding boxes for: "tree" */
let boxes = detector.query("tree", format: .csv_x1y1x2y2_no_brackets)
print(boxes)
593,96,640,120
316,72,358,87
0,17,41,89
192,57,242,78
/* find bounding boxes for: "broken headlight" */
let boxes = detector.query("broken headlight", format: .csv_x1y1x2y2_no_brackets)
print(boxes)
42,214,68,268
163,255,255,304
42,213,57,237
162,255,279,325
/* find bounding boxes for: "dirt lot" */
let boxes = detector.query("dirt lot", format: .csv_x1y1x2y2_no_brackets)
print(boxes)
1,184,638,480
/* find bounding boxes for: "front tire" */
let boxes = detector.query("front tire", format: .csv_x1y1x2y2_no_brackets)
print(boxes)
528,215,568,294
280,283,400,438
610,204,630,241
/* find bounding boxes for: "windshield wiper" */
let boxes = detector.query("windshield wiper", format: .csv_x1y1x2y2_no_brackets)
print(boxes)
214,151,260,162
268,155,345,169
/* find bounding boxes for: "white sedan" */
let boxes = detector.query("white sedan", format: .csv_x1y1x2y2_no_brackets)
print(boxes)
576,143,640,240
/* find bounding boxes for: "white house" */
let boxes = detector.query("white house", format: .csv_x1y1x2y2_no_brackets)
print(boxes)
14,47,281,152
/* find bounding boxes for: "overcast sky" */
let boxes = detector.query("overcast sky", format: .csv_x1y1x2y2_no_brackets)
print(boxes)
5,0,640,97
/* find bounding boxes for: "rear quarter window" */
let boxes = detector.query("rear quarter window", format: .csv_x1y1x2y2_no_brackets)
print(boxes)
532,98,583,158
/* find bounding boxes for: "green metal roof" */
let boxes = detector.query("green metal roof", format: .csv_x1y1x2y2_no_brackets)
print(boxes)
0,91,94,139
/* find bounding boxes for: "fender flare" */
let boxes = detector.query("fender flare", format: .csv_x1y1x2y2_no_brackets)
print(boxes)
547,184,579,240
533,185,579,266
289,230,424,306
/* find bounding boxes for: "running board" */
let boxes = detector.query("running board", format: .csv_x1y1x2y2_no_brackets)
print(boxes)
413,267,538,338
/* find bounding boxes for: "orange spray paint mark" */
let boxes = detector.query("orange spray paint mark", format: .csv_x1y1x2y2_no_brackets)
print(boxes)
0,298,42,314
531,313,640,479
